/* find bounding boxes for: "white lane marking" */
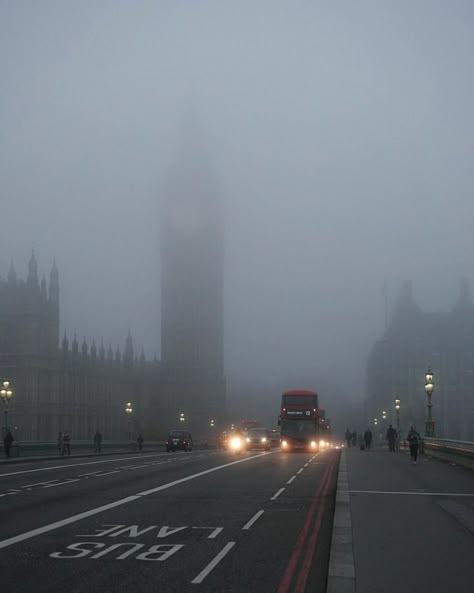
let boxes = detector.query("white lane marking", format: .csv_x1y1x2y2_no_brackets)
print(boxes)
304,463,309,467
286,476,296,485
296,468,304,475
192,527,223,539
136,453,268,496
270,488,285,501
22,481,59,488
43,479,81,488
350,490,474,497
0,453,268,550
0,453,172,478
95,471,120,477
191,541,236,584
242,510,264,530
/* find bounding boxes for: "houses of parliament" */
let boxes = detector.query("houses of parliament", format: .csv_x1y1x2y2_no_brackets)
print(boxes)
0,157,227,442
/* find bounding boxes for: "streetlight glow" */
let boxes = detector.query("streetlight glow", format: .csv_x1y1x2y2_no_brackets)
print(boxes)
424,367,435,437
1,379,14,431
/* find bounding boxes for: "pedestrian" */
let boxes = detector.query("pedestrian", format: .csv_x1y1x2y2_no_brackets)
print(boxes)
363,428,372,450
386,424,397,452
93,430,102,453
407,425,421,464
57,431,63,454
345,428,352,448
62,431,71,456
137,433,144,452
3,429,14,458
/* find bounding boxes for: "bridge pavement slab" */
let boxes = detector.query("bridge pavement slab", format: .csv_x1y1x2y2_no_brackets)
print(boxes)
341,446,474,593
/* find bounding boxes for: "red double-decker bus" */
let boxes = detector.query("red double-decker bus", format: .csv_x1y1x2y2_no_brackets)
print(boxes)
279,389,328,451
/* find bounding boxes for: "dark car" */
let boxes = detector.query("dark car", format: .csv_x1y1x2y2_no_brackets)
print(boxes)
245,428,272,451
166,430,193,452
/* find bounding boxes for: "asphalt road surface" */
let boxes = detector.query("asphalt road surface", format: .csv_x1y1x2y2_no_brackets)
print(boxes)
0,447,340,593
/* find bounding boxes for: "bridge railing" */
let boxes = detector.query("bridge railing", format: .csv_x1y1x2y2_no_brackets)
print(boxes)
4,439,214,458
416,437,474,469
5,440,164,458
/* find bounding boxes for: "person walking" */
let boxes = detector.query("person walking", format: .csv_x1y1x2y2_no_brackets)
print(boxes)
351,430,357,447
345,428,352,448
62,431,71,456
363,428,372,450
93,430,102,454
137,433,144,452
407,425,421,464
3,429,14,458
386,424,397,452
57,431,63,454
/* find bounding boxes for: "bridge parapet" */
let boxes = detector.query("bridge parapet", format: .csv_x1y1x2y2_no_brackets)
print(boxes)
422,437,474,469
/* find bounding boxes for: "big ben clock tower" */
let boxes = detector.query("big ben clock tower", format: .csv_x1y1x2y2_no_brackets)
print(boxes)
159,144,226,437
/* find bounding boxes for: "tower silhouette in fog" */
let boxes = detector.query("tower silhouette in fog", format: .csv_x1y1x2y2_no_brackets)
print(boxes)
159,137,227,435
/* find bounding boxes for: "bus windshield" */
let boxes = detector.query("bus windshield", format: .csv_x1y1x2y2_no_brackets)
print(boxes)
280,419,317,437
282,394,317,406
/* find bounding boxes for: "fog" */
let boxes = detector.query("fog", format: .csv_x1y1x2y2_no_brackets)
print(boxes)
1,1,473,431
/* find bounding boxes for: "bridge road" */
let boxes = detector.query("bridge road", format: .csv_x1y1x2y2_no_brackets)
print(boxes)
331,446,474,593
0,448,339,593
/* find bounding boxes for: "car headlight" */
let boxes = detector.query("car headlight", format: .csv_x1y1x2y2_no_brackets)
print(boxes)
261,437,267,443
281,440,288,448
230,437,242,449
246,437,251,443
310,440,317,448
319,439,326,448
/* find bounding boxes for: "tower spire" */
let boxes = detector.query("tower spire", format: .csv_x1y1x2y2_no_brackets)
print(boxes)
27,249,39,286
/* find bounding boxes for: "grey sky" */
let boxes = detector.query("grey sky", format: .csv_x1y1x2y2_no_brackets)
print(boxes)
1,1,473,422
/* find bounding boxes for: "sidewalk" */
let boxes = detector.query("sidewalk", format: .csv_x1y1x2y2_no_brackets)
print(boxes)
327,446,474,593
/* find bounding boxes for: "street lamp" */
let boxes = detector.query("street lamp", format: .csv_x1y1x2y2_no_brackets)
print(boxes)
179,412,185,424
424,368,435,437
210,419,215,427
394,399,401,429
374,417,378,426
125,401,133,441
0,380,14,431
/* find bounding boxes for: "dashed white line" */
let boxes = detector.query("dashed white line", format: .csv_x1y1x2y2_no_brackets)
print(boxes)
297,468,304,475
286,476,296,485
270,488,285,501
242,510,264,530
191,542,236,584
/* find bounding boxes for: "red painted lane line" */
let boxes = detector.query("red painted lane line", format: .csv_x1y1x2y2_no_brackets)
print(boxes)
295,455,337,593
277,454,336,593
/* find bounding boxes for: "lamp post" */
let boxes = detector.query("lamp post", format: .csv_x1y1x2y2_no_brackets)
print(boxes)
0,380,14,432
179,412,185,424
125,401,133,441
424,368,435,437
394,399,401,430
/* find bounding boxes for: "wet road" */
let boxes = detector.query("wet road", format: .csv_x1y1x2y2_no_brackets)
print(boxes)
0,448,339,593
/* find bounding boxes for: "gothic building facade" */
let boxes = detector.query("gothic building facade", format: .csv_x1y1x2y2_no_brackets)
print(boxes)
366,280,474,441
0,158,226,442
